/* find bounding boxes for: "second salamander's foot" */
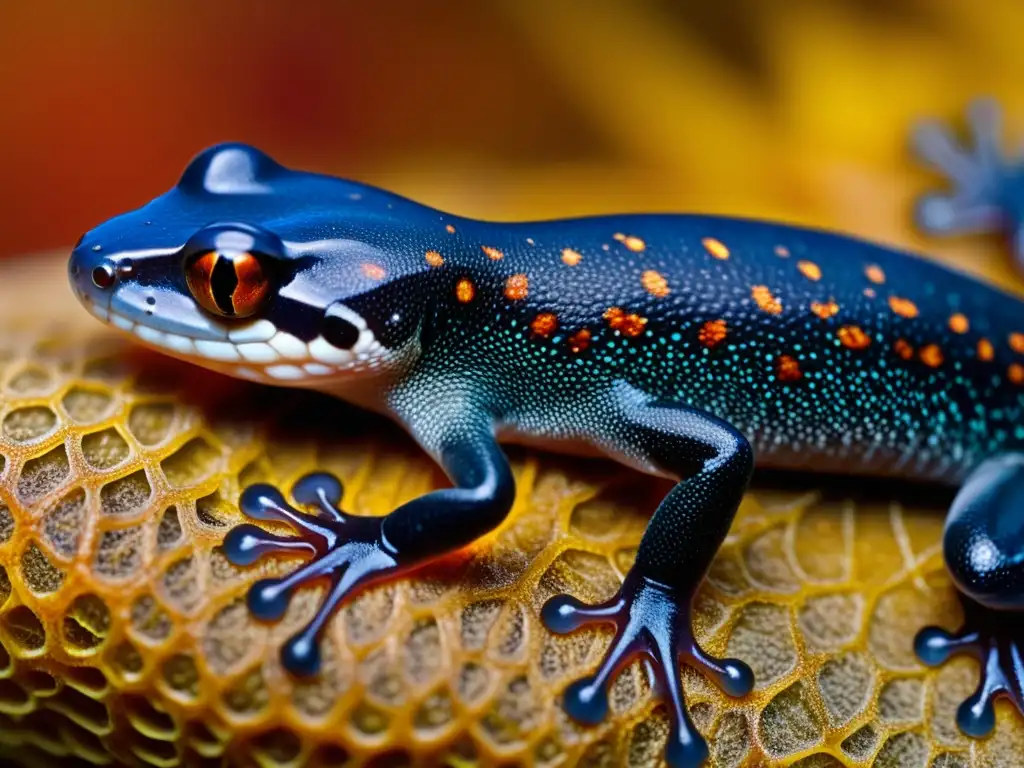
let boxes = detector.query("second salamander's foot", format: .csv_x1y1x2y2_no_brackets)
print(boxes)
915,598,1024,738
223,472,401,677
542,574,753,768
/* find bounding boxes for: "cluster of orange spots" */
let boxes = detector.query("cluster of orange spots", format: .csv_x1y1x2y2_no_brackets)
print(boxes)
888,296,919,319
612,232,646,252
568,328,592,353
948,313,970,334
865,265,886,284
797,261,821,282
698,319,727,348
504,274,529,301
361,263,386,280
481,246,504,261
776,354,802,382
561,248,582,267
893,339,914,360
603,307,648,337
641,270,670,298
445,224,456,234
774,245,790,258
425,250,444,268
455,278,475,303
919,344,944,368
838,325,870,350
1010,364,1024,385
863,288,877,299
530,312,558,337
810,300,839,319
978,338,995,361
1010,333,1024,354
702,237,730,260
751,285,782,315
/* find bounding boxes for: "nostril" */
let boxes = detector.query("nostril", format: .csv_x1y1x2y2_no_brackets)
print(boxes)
91,263,116,289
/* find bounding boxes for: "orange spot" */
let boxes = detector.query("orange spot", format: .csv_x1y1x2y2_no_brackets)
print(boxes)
568,328,591,353
425,250,444,268
698,319,727,348
838,325,870,350
481,246,504,261
603,307,647,337
919,344,944,368
445,224,456,234
612,233,646,252
751,285,782,315
948,313,969,334
774,245,790,258
893,339,914,360
702,238,730,260
1010,333,1024,354
530,312,558,337
797,261,821,281
888,296,919,319
455,278,475,303
776,354,802,382
526,238,535,245
504,274,529,301
641,270,670,298
810,300,839,319
561,248,582,267
1010,364,1024,384
865,265,885,284
361,263,386,280
863,288,876,299
978,338,995,361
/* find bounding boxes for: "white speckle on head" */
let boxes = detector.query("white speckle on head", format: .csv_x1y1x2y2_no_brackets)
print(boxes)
266,364,306,380
304,362,333,375
195,340,242,361
269,332,308,359
309,336,354,365
238,343,280,363
228,319,277,343
204,148,269,194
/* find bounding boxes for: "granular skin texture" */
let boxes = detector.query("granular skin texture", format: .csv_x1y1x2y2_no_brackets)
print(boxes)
0,270,1021,767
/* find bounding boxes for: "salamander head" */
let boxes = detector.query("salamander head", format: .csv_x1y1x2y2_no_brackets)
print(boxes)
68,143,440,387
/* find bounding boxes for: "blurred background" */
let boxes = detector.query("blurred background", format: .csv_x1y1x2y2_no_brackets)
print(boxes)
2,0,1023,284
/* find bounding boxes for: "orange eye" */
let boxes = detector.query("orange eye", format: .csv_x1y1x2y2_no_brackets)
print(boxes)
185,249,271,318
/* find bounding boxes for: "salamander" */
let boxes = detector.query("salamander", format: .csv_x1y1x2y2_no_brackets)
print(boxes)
67,138,1024,768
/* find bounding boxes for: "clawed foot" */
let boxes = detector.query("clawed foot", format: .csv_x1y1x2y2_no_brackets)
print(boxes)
912,98,1014,238
224,472,400,677
542,574,753,768
915,598,1024,738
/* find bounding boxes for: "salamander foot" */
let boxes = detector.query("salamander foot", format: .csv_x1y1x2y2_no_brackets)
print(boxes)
542,573,753,768
224,472,400,677
915,598,1024,738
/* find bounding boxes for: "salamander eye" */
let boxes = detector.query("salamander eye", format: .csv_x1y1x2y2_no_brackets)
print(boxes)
185,249,272,318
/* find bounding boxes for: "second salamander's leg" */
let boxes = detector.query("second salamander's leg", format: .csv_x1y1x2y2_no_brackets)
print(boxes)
915,453,1024,737
542,384,754,768
224,381,513,677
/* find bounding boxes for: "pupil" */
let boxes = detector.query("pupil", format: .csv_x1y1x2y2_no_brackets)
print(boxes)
323,313,361,350
209,253,240,315
91,264,116,289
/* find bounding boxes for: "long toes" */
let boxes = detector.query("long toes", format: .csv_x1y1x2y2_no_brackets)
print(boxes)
292,472,345,517
541,594,593,634
664,731,710,768
281,628,322,678
562,677,609,725
915,625,966,666
239,484,295,522
710,657,754,698
958,687,997,738
223,524,315,566
246,577,294,622
912,121,974,178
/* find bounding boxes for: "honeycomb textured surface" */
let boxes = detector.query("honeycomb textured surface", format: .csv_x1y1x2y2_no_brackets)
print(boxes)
0,260,1022,767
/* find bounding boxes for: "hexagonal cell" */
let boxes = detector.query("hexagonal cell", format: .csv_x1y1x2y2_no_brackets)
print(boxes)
414,690,455,735
16,445,70,505
20,542,65,595
63,594,112,652
247,728,302,765
0,504,15,544
80,427,131,471
202,600,264,675
798,592,863,652
61,386,114,424
160,556,202,614
878,677,925,724
92,524,145,580
6,366,54,395
2,406,57,443
726,602,797,689
161,654,200,700
195,490,236,529
222,667,270,715
126,402,177,446
42,487,87,558
874,730,929,768
841,723,881,762
402,617,443,686
480,675,541,749
710,711,750,768
758,680,825,758
129,594,172,642
109,640,144,679
743,524,800,593
816,652,876,726
99,470,152,518
1,605,46,654
0,565,11,609
160,437,219,489
155,506,184,552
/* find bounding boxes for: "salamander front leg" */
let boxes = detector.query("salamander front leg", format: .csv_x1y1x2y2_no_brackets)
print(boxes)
912,99,1021,248
224,409,514,678
915,453,1024,737
542,387,754,768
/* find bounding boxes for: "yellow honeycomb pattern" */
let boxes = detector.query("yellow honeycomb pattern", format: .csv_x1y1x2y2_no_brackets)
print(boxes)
0,262,1022,767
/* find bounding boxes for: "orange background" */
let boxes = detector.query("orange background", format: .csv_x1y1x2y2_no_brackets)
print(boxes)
2,0,1024,267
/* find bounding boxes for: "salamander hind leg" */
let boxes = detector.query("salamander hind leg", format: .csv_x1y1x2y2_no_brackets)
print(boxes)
542,385,754,768
915,453,1024,737
912,98,1012,241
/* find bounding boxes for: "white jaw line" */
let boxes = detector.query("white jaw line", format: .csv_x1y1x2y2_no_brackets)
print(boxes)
97,305,387,382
